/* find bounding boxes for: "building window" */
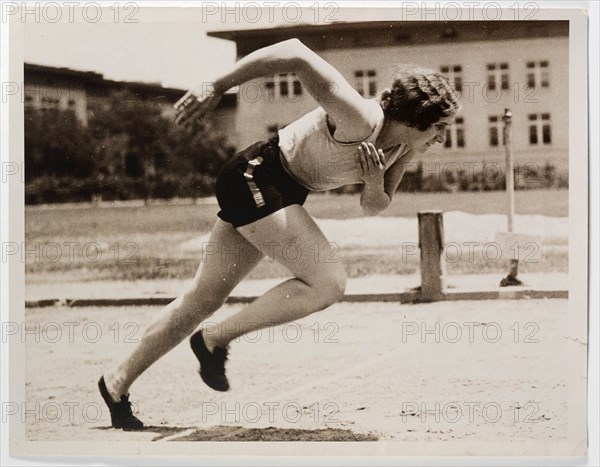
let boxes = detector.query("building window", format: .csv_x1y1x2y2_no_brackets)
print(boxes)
41,96,60,108
488,115,507,147
526,60,550,88
264,73,302,101
486,62,510,91
528,113,552,145
489,116,500,147
279,74,289,97
354,69,377,97
444,117,465,149
541,113,552,144
440,65,463,92
265,78,275,100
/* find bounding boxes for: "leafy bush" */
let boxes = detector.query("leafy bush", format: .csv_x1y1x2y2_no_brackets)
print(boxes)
397,161,567,193
25,109,95,180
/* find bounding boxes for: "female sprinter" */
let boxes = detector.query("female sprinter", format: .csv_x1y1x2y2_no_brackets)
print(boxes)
98,38,460,429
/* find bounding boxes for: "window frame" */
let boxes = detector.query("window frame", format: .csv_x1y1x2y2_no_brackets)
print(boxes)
444,116,466,150
354,69,378,98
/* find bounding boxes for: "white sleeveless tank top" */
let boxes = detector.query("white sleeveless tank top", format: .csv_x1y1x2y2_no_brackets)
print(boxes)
277,99,407,191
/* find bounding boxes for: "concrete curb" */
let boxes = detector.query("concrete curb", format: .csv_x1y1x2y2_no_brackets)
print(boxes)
24,289,568,308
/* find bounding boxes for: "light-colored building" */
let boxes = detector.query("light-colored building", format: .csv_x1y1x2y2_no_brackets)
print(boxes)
208,20,568,172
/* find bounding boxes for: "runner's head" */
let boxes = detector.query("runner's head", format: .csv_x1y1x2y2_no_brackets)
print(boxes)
380,65,461,131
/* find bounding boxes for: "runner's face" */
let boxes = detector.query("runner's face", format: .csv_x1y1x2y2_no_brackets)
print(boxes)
378,115,456,153
412,115,456,153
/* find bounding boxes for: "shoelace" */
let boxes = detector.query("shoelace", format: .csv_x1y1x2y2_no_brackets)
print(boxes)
212,347,228,373
116,395,134,414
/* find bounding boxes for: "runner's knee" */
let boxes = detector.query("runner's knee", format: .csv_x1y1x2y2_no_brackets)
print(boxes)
312,267,346,309
181,287,227,315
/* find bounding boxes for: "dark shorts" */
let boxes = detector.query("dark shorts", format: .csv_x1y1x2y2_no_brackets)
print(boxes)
215,137,310,228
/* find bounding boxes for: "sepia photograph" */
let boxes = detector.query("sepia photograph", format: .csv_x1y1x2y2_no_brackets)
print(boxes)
1,1,595,462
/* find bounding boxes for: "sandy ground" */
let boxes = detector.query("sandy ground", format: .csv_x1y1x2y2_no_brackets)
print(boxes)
21,298,585,454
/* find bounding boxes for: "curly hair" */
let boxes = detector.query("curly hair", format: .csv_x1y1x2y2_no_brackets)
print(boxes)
381,65,461,131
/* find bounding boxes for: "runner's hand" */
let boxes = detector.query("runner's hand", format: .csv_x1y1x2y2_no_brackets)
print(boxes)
357,142,386,185
174,86,222,128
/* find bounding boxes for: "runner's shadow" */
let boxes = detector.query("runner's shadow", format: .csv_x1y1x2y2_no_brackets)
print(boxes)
166,426,378,441
92,425,378,441
92,425,197,441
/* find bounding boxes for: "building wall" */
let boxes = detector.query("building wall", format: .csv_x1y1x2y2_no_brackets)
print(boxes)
24,81,89,126
209,104,239,146
233,35,568,172
234,75,316,148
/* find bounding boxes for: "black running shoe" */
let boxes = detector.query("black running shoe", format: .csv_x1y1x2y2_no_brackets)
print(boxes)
190,330,230,392
98,376,144,430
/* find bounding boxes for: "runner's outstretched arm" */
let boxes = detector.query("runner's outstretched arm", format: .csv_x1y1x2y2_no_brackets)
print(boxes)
178,38,377,140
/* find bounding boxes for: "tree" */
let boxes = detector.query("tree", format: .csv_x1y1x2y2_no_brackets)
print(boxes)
24,108,95,180
88,90,233,180
24,89,237,203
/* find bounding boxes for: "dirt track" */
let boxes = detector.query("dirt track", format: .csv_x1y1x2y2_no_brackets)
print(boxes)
23,298,584,453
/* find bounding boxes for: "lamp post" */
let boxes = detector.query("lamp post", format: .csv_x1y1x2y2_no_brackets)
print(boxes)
503,108,515,232
500,108,523,286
